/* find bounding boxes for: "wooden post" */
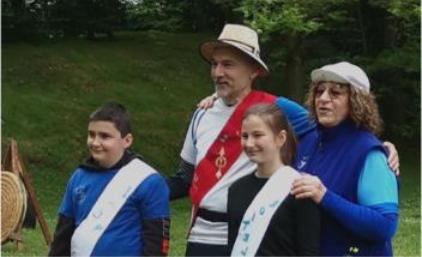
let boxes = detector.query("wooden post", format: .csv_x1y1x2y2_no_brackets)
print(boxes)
13,231,24,251
2,138,52,246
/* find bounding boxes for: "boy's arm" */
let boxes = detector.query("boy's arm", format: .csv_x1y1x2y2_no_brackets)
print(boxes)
49,173,77,257
48,214,75,257
142,175,171,256
143,218,170,256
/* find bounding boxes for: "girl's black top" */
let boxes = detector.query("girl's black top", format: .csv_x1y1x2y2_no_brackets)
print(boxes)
227,172,321,256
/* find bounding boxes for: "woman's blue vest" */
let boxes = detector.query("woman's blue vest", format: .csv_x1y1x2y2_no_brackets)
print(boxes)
294,119,392,256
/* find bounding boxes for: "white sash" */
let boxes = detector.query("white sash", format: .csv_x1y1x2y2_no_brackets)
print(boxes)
231,166,300,257
70,159,157,257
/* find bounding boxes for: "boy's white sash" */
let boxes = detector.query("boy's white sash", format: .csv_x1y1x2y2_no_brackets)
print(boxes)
70,159,157,257
231,166,300,257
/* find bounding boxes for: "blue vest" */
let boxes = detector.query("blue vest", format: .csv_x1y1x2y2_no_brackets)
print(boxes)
294,119,391,256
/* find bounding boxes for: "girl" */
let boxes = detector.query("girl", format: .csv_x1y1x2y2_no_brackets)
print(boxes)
227,103,320,256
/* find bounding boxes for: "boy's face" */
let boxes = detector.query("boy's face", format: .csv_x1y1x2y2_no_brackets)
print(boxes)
87,121,133,169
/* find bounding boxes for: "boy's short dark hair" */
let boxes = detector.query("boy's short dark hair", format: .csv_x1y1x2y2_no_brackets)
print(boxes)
89,102,132,137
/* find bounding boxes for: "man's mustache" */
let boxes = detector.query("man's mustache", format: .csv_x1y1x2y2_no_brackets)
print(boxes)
214,79,228,87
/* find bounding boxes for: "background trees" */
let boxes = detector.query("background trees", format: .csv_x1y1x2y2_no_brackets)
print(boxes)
2,0,127,40
2,0,419,143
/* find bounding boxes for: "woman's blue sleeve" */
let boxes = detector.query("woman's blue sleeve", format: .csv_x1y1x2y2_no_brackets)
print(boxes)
275,97,316,138
321,191,398,241
320,150,399,241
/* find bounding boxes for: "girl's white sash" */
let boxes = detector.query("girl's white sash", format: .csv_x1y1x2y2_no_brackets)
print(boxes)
70,159,156,257
231,166,300,257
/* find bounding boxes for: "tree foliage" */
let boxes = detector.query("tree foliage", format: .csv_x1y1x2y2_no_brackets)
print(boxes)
51,0,126,39
126,0,190,31
3,0,127,40
125,0,242,32
237,0,420,142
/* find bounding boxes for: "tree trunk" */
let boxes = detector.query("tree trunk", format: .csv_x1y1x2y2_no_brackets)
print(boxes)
282,35,306,103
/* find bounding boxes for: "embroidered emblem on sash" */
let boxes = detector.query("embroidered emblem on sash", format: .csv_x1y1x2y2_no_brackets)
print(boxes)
215,147,227,179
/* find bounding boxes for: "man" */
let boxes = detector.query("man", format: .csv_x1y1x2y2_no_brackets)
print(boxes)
166,24,313,256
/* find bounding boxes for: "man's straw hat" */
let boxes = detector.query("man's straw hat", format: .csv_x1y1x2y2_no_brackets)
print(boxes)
200,24,269,76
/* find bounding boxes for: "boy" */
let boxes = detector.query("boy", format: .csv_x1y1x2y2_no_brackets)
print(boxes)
48,102,170,256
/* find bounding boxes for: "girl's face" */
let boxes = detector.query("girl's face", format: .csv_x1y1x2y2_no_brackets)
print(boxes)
241,114,286,166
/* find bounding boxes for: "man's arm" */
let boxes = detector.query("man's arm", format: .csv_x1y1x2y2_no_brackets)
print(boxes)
274,97,316,139
383,141,400,174
167,107,202,200
166,159,195,200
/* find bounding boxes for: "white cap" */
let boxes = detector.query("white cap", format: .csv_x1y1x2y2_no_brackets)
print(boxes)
311,61,370,92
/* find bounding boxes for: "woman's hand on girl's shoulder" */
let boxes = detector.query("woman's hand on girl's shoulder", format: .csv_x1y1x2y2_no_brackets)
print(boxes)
291,173,327,204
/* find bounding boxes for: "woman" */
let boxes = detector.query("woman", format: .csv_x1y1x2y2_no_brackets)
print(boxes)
227,104,320,256
291,61,399,256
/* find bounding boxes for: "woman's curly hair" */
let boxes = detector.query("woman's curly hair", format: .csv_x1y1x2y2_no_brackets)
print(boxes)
305,82,383,135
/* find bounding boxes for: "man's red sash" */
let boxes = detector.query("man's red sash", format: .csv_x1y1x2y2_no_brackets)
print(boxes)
189,91,276,210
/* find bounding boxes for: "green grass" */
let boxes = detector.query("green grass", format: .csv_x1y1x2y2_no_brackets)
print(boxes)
392,152,421,256
2,31,420,256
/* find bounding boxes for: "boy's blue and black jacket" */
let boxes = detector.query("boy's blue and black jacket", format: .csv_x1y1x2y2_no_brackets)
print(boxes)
48,150,170,257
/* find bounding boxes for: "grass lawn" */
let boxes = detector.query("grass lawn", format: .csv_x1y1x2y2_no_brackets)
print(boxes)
2,31,420,256
392,152,421,256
